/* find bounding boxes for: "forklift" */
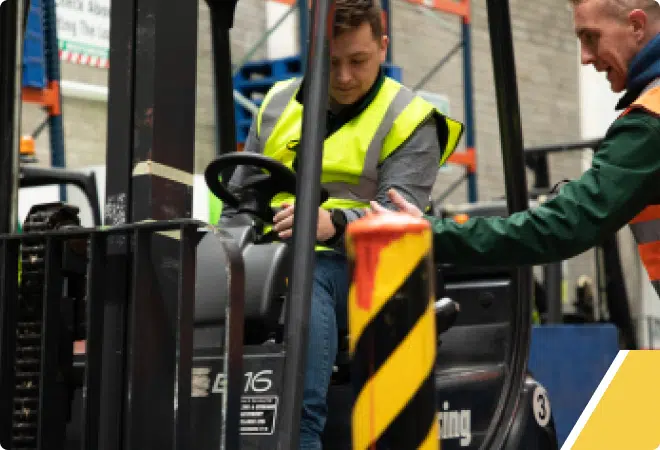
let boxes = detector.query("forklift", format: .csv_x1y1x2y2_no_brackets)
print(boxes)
0,0,560,448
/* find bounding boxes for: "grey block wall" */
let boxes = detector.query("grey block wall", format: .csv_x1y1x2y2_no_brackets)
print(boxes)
390,0,593,303
21,0,604,305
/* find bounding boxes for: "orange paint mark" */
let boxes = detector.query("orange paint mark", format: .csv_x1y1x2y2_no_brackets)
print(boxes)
354,235,395,310
348,213,429,311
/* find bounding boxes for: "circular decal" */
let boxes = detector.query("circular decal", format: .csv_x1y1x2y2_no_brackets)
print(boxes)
532,385,551,427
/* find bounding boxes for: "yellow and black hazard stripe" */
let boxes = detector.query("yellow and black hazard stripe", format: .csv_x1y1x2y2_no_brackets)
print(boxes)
346,214,439,450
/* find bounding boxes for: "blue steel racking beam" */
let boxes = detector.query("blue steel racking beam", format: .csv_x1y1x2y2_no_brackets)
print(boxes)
21,0,67,200
42,0,67,200
381,0,393,62
462,14,477,202
298,0,309,68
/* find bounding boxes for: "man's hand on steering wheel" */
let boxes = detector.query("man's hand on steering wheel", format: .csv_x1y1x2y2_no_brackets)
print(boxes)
273,203,337,241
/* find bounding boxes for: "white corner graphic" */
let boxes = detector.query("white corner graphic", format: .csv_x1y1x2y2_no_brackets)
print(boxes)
560,350,629,449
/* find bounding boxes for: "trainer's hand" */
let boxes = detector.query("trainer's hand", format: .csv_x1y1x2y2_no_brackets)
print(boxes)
370,189,423,218
272,203,336,241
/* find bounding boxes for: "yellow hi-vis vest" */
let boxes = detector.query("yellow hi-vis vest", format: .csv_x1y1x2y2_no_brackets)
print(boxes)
256,76,464,250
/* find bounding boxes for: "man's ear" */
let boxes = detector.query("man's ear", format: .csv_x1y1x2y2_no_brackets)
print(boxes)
628,9,648,41
380,35,389,62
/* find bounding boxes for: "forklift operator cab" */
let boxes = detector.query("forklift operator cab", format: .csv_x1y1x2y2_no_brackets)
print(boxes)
190,152,560,449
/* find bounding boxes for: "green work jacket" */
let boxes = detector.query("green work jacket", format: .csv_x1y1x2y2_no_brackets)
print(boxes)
425,110,660,267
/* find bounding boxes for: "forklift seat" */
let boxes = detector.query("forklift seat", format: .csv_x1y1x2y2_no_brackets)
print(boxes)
194,229,289,329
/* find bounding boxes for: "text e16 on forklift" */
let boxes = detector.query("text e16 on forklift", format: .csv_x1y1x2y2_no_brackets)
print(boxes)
0,0,560,448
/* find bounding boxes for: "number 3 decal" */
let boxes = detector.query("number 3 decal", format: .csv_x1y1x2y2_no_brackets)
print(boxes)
532,386,551,427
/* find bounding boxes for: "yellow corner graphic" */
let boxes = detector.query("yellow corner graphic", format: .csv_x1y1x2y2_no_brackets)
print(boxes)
562,350,660,449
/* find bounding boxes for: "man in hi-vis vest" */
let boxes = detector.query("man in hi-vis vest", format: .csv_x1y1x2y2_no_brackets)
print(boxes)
372,0,660,304
221,0,464,447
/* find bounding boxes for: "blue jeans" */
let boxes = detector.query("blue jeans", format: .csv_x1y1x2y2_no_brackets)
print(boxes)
299,252,349,450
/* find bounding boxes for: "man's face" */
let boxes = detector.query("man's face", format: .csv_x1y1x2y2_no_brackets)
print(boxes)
329,22,388,105
574,0,648,92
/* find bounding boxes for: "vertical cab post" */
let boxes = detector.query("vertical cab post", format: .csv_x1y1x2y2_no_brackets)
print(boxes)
207,0,240,174
276,0,335,447
483,0,534,448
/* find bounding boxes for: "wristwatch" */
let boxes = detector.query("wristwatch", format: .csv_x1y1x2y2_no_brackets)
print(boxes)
323,209,347,246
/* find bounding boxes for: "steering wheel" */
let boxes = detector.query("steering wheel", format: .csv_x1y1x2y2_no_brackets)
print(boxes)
204,153,329,224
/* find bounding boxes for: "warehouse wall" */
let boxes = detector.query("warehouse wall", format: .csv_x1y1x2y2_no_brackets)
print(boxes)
391,0,590,299
21,0,597,301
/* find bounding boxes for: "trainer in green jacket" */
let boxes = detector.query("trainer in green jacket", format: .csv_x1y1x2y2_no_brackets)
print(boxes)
370,0,660,298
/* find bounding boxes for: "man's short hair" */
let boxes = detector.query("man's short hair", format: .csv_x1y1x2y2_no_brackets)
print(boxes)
333,0,384,39
569,0,660,19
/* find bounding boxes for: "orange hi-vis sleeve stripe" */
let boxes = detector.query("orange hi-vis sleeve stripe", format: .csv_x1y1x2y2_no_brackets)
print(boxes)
638,241,660,281
624,85,660,117
630,205,660,225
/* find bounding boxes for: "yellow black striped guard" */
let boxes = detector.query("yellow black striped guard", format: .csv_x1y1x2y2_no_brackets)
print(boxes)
346,213,439,450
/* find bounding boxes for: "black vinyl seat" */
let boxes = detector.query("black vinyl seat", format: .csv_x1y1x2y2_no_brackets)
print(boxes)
194,226,290,344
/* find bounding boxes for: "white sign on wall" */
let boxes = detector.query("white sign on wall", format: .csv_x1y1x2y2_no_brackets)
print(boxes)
55,0,110,68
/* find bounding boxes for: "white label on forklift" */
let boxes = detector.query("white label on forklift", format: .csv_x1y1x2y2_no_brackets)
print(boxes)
438,401,472,447
240,395,279,436
210,369,274,395
532,386,551,427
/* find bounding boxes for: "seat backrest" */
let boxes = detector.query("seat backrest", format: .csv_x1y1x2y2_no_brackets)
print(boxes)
194,230,289,327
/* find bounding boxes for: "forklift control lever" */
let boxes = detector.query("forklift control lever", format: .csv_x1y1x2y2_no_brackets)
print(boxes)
435,297,460,334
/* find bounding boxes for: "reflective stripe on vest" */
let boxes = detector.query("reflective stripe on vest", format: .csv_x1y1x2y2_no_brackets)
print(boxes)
256,76,464,209
620,80,660,295
629,206,660,279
